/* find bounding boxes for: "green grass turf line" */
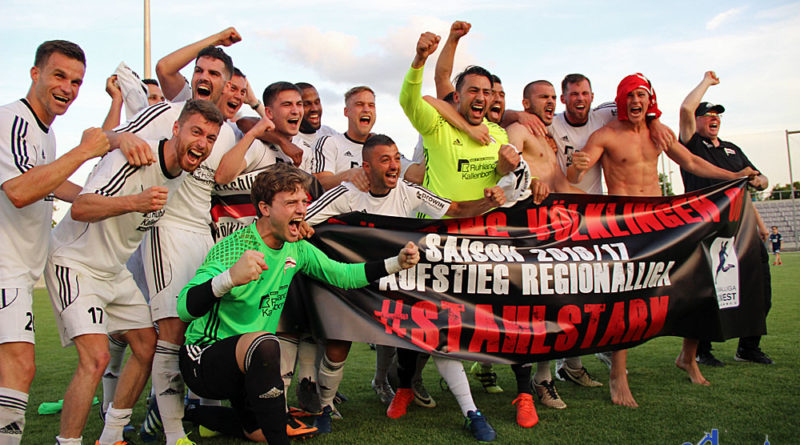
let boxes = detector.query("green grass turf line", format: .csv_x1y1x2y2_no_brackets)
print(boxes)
22,254,799,444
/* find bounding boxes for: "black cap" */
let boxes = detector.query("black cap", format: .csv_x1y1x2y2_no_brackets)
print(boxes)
695,102,725,117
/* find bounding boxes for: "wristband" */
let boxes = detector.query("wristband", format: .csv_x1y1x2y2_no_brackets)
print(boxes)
384,256,402,275
211,269,234,298
251,101,262,111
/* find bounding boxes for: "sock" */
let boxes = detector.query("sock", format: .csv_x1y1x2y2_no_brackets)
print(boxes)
0,387,27,444
55,437,82,445
395,348,418,388
433,357,476,416
184,404,246,439
533,361,552,384
98,405,132,444
374,345,395,383
295,339,317,384
278,336,299,406
412,353,429,385
244,334,288,445
186,389,221,407
511,363,533,394
564,357,583,370
317,355,346,408
153,341,185,445
102,336,127,413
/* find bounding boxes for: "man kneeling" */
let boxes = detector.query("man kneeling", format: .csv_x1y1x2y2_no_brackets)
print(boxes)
176,162,419,444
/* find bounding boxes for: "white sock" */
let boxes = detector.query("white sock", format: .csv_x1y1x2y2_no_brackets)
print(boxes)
433,357,476,416
102,336,127,413
295,340,318,383
533,361,552,384
278,336,299,398
374,345,395,383
317,355,346,408
0,387,27,444
55,436,82,445
153,341,185,445
98,405,131,444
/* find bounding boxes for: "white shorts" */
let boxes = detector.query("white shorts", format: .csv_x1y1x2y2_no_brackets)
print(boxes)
45,259,153,347
142,226,214,321
0,286,35,344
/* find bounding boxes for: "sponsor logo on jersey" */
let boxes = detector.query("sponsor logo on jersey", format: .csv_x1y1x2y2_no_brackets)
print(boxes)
723,147,736,156
453,138,463,146
137,208,167,231
284,257,297,273
702,140,714,149
561,135,570,141
416,190,446,210
259,387,284,399
344,151,354,157
0,289,19,309
192,165,216,184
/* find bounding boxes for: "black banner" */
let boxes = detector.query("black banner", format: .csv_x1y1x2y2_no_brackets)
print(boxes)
290,179,766,364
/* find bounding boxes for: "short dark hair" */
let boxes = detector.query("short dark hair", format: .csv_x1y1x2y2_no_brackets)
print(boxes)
295,82,315,91
262,81,302,107
177,99,224,127
561,73,591,94
491,74,502,85
196,46,234,80
362,134,396,162
34,40,86,68
232,67,245,78
142,78,160,86
344,86,375,105
251,163,310,216
454,65,494,93
522,80,554,99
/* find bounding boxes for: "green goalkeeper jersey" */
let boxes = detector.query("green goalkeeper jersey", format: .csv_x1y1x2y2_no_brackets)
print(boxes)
399,65,507,203
178,223,368,346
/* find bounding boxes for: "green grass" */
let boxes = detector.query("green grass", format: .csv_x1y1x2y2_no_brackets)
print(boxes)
23,253,800,444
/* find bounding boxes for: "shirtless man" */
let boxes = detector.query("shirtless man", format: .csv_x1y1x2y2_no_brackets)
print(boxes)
508,80,583,198
567,73,757,407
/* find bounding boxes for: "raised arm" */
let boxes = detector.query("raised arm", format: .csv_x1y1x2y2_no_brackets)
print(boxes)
679,71,719,142
102,75,123,131
155,27,242,100
399,32,442,136
2,128,109,208
434,21,470,99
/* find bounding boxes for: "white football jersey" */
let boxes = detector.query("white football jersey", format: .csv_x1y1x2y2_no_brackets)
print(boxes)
115,100,237,233
292,125,338,173
312,132,364,175
0,100,57,287
306,179,451,224
49,140,185,277
549,103,616,195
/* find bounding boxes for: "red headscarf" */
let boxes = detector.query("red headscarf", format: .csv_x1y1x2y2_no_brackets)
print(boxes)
615,73,662,121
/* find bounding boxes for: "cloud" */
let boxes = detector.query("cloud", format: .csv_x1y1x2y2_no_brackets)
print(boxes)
706,7,746,30
254,16,480,96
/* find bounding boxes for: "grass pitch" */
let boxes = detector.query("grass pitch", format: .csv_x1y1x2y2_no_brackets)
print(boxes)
23,254,799,444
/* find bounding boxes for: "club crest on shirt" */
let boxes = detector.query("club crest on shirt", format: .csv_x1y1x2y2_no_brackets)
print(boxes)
284,257,297,273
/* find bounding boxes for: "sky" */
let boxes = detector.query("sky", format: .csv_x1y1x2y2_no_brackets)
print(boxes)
2,0,799,204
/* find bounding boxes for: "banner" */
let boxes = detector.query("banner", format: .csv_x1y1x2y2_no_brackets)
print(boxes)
291,179,766,364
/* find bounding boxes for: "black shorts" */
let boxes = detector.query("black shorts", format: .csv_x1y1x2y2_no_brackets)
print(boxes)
179,335,262,433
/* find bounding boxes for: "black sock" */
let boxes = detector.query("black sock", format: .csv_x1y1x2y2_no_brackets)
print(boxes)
512,363,532,395
396,348,418,389
244,334,289,445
